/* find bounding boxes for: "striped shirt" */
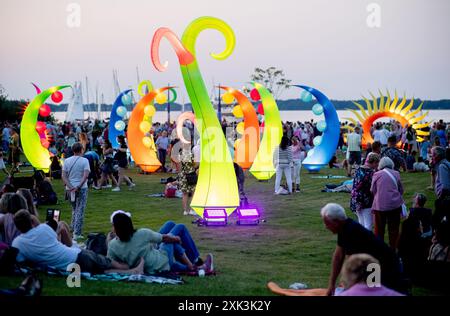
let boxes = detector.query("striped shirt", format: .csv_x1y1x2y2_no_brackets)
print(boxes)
274,146,293,166
347,132,361,152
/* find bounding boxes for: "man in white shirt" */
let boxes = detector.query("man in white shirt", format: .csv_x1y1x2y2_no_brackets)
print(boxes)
373,124,390,147
346,126,362,177
62,142,90,240
12,210,143,274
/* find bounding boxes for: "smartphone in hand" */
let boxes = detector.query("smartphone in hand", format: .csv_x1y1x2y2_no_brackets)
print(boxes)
46,209,61,222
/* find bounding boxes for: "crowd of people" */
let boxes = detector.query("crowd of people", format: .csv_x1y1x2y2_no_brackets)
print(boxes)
0,116,449,296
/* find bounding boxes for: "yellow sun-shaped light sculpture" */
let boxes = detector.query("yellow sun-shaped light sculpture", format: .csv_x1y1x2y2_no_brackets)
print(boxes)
344,90,431,148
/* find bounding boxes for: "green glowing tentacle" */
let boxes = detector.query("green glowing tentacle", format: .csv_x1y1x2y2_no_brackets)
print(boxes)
249,82,282,180
21,85,70,172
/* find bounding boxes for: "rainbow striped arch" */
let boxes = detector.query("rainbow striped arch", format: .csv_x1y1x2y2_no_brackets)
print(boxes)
344,90,431,147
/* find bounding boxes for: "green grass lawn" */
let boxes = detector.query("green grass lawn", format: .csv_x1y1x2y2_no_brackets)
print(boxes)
0,163,442,296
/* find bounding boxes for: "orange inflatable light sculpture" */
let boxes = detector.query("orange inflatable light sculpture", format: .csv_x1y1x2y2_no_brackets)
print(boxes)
344,90,430,148
220,86,260,170
128,83,173,172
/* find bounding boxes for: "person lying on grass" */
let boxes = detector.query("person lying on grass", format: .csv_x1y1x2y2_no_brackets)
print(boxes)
12,210,144,275
107,211,213,275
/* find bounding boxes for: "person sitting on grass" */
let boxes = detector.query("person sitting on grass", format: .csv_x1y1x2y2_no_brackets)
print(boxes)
33,171,57,206
12,210,144,275
338,254,403,296
320,203,406,296
409,193,433,238
0,193,38,246
405,151,417,172
413,157,430,172
107,211,213,275
398,194,433,280
16,188,38,218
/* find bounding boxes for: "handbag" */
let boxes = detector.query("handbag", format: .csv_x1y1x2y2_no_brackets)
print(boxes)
382,169,408,219
64,156,81,201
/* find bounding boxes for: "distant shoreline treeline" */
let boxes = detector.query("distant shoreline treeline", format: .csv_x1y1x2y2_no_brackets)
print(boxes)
2,98,450,121
47,98,450,112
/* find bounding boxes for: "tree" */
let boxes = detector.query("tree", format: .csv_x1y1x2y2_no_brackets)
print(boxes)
0,84,6,102
250,67,291,99
0,84,26,122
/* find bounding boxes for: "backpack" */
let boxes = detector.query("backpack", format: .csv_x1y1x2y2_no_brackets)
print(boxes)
164,186,177,198
85,233,107,256
0,242,18,275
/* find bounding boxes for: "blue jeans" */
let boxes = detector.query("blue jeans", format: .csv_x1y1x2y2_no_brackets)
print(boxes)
158,221,200,272
158,149,167,171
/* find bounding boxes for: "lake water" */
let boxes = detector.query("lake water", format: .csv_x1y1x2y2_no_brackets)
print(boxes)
53,110,450,124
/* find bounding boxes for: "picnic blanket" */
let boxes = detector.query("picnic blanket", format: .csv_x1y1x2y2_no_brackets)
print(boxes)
17,266,184,285
311,175,349,179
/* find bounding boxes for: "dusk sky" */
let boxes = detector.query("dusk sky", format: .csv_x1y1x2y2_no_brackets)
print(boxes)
1,0,449,103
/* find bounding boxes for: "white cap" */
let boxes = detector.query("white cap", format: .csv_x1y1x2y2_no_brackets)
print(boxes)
110,210,131,224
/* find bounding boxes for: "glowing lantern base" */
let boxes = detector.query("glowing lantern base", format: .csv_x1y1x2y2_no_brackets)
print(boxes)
236,207,260,226
303,164,325,172
250,171,275,181
140,164,162,173
202,208,228,226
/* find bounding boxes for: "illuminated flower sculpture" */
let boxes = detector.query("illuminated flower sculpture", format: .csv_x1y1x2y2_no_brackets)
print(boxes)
20,85,69,172
151,17,239,217
293,85,340,172
249,82,283,180
109,90,132,148
220,86,260,170
344,90,430,147
128,81,176,172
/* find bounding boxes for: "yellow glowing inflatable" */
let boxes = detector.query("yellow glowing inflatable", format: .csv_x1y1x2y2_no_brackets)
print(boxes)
344,90,430,147
128,83,173,172
151,17,239,217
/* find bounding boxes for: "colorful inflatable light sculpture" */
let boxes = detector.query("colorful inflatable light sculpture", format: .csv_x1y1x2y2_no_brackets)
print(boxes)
20,85,69,172
151,16,239,217
293,85,340,172
343,90,430,147
220,86,260,170
109,90,132,148
127,81,170,172
249,82,282,180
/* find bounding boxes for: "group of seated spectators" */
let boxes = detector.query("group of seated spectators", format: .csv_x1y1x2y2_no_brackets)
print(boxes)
321,202,450,296
1,187,214,278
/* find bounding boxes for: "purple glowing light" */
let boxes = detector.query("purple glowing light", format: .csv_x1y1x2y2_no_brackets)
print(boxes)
203,208,228,226
237,207,261,225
